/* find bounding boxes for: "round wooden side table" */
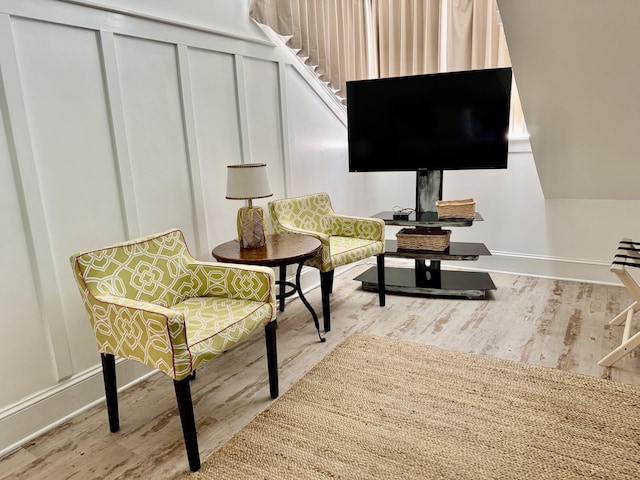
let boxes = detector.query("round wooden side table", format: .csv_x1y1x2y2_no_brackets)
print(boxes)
212,233,325,342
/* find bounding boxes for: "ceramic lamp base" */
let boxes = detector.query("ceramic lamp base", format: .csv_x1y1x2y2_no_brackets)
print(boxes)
237,206,267,248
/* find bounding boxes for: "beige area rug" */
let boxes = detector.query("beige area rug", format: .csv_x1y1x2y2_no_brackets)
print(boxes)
185,334,640,479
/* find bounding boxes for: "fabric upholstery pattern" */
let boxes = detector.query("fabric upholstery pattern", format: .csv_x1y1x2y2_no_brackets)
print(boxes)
269,192,385,272
70,229,276,380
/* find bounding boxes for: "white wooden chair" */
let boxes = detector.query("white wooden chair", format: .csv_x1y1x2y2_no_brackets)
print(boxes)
598,238,640,367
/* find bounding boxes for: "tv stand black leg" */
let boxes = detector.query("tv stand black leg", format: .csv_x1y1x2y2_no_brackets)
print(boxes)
377,254,385,306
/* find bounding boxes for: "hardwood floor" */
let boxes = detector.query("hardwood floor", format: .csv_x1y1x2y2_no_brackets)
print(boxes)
2,260,639,479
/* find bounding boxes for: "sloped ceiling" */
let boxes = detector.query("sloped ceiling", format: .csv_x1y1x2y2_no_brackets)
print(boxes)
497,0,640,199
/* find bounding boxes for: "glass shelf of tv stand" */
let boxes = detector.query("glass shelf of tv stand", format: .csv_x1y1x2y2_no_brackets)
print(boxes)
384,240,490,260
355,211,495,299
371,211,483,227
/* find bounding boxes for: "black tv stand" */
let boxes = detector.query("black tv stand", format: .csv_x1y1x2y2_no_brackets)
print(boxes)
354,169,496,300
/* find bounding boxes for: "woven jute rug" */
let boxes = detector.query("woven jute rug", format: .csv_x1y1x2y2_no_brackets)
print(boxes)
185,334,640,479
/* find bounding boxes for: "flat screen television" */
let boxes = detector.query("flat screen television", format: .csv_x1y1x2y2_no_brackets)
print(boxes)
347,67,513,172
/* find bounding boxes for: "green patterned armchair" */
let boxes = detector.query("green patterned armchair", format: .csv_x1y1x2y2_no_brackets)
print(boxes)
69,229,278,472
269,192,385,332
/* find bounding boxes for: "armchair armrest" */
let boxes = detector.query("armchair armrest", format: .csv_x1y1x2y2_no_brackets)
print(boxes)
330,214,385,241
90,294,189,379
95,293,178,316
188,261,277,305
272,223,331,249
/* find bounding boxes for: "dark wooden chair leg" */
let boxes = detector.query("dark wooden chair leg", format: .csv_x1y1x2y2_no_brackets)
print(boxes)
174,378,200,472
377,253,386,307
320,270,332,332
328,270,335,293
100,353,119,433
264,320,279,399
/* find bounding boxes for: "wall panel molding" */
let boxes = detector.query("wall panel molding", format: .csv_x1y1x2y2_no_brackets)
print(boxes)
98,29,140,238
233,54,251,164
0,13,74,381
277,61,292,197
177,44,209,257
0,0,277,62
59,0,274,45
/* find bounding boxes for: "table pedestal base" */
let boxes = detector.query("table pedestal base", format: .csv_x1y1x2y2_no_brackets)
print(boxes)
279,264,325,342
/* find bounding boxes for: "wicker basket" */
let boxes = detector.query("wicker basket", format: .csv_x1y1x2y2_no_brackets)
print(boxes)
396,228,451,251
436,198,476,219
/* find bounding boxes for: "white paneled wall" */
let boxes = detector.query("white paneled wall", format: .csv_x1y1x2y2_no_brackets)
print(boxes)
0,0,327,454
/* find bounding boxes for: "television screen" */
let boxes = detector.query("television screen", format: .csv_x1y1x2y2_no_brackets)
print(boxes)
347,67,512,172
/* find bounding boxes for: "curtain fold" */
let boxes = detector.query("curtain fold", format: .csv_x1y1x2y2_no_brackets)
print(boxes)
250,0,526,133
373,0,441,78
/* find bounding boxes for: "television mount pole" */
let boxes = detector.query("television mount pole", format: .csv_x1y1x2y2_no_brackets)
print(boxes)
415,169,443,218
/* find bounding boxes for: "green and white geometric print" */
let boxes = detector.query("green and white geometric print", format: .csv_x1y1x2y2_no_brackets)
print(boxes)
268,193,385,272
70,229,276,380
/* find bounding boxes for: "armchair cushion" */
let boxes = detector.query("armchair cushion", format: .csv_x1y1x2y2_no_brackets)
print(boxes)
172,296,273,356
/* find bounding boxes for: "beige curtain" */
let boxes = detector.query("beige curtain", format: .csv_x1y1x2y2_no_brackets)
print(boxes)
250,0,526,134
372,0,441,78
371,1,506,72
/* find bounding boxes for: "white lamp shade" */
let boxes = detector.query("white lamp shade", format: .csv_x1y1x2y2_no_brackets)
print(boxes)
226,163,273,200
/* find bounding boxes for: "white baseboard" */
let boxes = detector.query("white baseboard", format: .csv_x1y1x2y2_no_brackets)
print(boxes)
367,251,617,287
443,251,618,286
311,252,618,291
0,359,155,458
363,251,616,287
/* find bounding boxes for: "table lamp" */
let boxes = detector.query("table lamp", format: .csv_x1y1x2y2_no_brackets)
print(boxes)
226,163,273,248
